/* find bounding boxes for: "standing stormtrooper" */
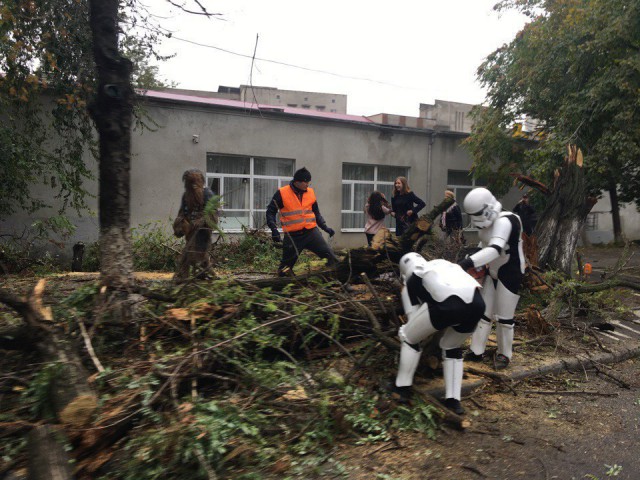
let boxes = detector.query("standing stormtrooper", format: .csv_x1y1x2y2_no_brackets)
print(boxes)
391,253,485,415
457,187,525,370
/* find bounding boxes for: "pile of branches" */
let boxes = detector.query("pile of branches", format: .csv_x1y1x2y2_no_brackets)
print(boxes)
1,270,450,479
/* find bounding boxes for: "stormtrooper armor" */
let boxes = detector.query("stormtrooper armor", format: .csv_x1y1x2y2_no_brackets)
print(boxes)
395,254,485,413
460,188,525,368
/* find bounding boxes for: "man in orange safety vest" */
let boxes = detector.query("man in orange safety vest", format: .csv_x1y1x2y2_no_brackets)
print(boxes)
266,167,338,276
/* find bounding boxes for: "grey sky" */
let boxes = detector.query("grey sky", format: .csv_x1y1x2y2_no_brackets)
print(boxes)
151,0,527,117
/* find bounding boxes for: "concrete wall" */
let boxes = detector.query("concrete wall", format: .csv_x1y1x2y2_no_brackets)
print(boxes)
584,194,640,244
238,86,347,113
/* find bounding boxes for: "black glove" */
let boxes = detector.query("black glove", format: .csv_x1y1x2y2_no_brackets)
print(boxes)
458,257,474,272
271,230,282,243
325,227,335,238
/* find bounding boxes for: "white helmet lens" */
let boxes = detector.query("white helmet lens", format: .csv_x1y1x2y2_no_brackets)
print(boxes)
463,188,500,229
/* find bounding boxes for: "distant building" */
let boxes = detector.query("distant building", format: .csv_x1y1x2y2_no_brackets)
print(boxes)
159,85,348,114
419,100,476,133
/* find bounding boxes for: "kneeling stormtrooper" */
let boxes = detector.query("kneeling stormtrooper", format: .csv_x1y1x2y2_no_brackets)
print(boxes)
393,253,485,414
458,187,525,369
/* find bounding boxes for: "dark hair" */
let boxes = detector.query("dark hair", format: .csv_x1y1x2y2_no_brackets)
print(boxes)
368,191,389,220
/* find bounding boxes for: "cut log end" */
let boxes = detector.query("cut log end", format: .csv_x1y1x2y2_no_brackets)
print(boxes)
59,394,98,427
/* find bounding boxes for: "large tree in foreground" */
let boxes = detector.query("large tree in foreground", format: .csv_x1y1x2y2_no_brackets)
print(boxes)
466,0,640,245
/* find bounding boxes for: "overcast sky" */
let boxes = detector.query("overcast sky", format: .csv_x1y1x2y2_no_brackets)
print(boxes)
150,0,528,117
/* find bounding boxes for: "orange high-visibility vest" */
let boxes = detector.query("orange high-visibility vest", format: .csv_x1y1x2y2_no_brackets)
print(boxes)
279,185,317,233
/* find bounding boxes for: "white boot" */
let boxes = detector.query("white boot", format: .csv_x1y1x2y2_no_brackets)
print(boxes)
470,318,492,356
496,320,514,359
443,357,464,401
396,342,422,387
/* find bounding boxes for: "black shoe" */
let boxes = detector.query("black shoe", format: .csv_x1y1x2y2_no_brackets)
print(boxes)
494,353,510,370
443,398,465,415
277,266,294,277
385,381,412,404
464,351,484,362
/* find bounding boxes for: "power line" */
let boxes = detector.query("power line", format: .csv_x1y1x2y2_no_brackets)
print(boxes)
169,35,427,91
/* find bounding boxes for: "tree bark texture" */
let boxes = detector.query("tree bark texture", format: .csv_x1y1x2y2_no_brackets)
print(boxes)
88,0,134,289
536,148,596,276
27,425,74,480
0,288,98,427
608,180,623,245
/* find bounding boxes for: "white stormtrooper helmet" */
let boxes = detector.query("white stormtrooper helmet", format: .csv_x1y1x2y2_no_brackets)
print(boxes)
399,252,429,281
463,187,502,229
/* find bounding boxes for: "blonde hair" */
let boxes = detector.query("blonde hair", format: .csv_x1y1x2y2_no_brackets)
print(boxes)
393,176,411,196
444,190,455,199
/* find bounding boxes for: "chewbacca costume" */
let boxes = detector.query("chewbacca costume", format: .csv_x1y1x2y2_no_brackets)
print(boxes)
173,169,216,282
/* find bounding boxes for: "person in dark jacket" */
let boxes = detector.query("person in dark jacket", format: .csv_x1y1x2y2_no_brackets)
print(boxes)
266,167,338,276
440,190,463,237
512,193,537,235
391,176,426,236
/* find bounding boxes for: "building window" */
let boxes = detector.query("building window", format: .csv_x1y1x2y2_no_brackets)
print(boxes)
287,103,297,107
446,169,488,226
302,104,311,109
332,99,336,103
315,105,325,111
585,213,598,231
304,97,308,101
330,109,336,113
206,153,295,231
341,163,409,231
276,94,280,99
454,111,465,131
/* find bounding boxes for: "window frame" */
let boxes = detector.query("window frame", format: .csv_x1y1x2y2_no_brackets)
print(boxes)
341,163,409,232
206,153,294,233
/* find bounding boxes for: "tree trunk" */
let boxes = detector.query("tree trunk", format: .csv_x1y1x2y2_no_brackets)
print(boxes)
88,0,134,289
537,147,596,276
608,180,623,245
27,425,74,480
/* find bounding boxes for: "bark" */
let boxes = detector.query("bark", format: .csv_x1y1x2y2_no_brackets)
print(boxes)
536,147,596,276
0,287,98,427
27,425,74,480
88,0,134,289
608,180,623,245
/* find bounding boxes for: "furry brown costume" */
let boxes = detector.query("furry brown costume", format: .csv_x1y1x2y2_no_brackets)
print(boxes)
173,169,215,282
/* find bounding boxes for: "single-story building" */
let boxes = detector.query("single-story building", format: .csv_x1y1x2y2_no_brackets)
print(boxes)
2,88,638,258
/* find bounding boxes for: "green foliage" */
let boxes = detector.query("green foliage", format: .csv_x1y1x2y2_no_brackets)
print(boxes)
342,386,438,444
82,241,101,272
21,362,64,420
0,436,26,466
131,221,183,271
204,195,225,237
212,231,282,272
84,276,439,479
0,214,75,273
0,0,172,220
467,0,640,204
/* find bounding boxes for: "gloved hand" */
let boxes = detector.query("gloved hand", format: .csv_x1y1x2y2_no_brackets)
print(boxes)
271,230,282,243
458,257,474,272
325,227,335,238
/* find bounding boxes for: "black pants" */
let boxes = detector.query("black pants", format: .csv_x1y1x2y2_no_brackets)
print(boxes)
279,227,338,274
365,233,375,246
